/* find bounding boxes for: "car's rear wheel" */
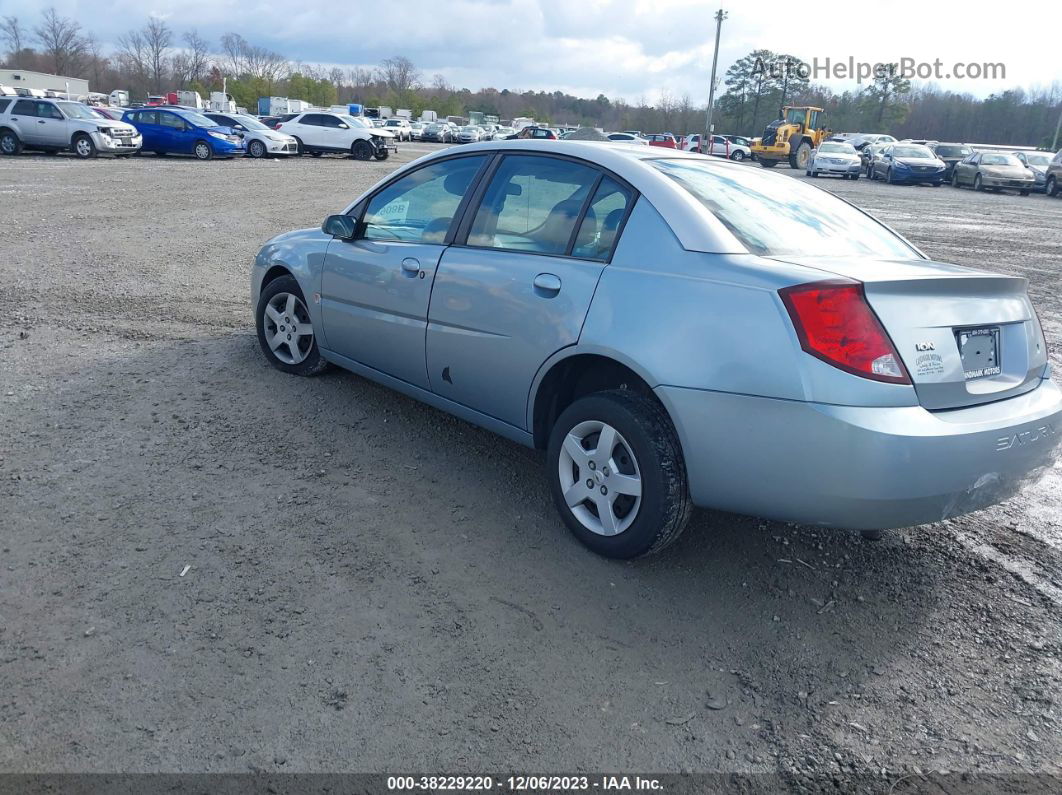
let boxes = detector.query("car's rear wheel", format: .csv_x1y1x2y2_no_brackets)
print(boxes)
351,139,373,160
730,150,745,161
310,151,323,157
0,130,22,156
255,275,329,377
248,139,266,158
547,389,691,559
193,141,213,160
72,134,97,159
1048,176,1059,197
1019,189,1029,196
951,171,960,188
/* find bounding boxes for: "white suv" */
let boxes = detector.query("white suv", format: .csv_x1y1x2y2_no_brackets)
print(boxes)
0,97,141,158
383,118,412,141
276,112,396,160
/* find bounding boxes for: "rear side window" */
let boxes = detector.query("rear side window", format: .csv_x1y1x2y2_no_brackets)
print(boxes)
300,114,325,126
362,156,488,243
12,99,37,116
137,111,159,125
0,98,11,113
572,177,633,261
468,155,600,255
651,158,919,259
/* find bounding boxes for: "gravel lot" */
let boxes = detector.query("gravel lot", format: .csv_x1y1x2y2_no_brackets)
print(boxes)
1,146,1061,788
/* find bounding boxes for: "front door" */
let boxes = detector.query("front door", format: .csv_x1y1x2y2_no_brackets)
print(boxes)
426,154,635,429
157,111,190,154
319,154,490,389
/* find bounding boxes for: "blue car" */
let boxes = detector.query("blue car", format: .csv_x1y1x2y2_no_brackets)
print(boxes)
868,143,947,185
121,107,245,160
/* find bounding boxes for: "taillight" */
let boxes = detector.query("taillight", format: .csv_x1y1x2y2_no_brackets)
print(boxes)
274,123,282,130
780,280,911,384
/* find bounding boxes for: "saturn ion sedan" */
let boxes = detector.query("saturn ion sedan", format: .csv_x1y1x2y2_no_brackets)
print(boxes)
250,141,1061,558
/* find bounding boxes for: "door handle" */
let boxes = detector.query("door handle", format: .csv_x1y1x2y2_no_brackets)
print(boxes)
533,273,562,294
401,257,422,277
38,120,46,124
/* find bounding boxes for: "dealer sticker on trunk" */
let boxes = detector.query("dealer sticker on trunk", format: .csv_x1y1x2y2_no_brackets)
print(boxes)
956,327,1001,380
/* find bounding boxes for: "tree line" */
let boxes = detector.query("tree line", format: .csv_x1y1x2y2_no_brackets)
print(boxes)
3,9,1060,147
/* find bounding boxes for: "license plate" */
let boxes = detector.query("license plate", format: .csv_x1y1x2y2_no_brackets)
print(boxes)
956,327,1001,379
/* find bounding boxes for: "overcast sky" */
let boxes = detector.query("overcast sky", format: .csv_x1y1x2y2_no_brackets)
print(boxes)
7,0,1062,101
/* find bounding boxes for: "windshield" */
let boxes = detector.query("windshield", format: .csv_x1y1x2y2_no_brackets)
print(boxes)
1023,153,1051,166
934,145,971,157
385,119,403,126
460,126,478,132
57,101,102,121
819,142,856,154
232,114,269,130
982,153,1020,166
177,111,218,128
343,116,373,128
651,158,918,258
891,145,934,158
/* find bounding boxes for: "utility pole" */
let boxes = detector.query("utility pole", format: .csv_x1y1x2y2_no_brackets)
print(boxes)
701,6,727,154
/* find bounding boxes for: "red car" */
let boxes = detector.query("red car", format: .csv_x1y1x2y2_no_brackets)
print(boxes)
645,133,677,149
90,107,125,121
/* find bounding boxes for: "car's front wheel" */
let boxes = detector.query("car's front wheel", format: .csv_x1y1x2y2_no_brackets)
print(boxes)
730,150,745,161
73,134,97,159
547,389,691,559
248,139,266,158
351,139,373,160
193,141,213,160
1047,176,1059,197
255,275,329,377
974,174,984,191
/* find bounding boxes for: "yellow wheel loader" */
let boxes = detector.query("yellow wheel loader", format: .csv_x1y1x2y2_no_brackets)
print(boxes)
750,106,830,169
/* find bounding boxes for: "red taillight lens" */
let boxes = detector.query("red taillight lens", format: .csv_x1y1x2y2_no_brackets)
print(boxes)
274,123,282,130
780,280,911,384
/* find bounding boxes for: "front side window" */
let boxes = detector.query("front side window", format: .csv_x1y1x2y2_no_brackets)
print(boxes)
362,156,488,243
651,158,919,259
38,102,63,119
159,112,185,129
320,115,345,128
467,155,600,255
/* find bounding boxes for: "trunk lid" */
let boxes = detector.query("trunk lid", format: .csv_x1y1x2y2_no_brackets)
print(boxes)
774,256,1049,409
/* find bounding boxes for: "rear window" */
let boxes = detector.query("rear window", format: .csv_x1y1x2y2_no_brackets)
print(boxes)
650,158,919,259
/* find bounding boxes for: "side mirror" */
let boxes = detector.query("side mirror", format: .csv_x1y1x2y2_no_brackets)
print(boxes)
322,214,357,240
338,123,348,129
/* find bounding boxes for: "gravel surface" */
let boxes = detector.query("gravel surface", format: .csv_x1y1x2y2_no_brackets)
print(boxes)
1,147,1061,788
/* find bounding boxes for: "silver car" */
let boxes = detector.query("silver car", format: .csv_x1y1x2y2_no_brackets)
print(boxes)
251,141,1061,558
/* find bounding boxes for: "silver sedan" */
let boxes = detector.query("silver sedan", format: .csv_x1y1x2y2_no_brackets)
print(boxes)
251,141,1061,558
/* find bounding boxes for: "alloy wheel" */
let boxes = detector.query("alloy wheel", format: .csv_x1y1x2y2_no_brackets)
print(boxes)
263,292,314,365
557,420,642,536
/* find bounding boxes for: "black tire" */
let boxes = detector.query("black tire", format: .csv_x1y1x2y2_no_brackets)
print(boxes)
546,389,692,559
292,137,305,155
193,140,213,160
310,151,323,157
886,167,895,184
951,171,961,188
72,133,97,159
1019,189,1029,196
974,174,984,192
850,171,859,181
730,150,745,161
0,129,21,156
154,151,167,157
255,275,329,377
759,159,779,168
860,529,885,541
351,139,373,160
248,139,267,158
1047,176,1059,197
374,148,389,161
788,139,811,169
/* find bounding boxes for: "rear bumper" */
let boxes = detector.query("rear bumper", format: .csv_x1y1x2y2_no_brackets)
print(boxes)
657,379,1062,530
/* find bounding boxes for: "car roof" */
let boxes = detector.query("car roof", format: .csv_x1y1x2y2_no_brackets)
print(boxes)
345,139,758,255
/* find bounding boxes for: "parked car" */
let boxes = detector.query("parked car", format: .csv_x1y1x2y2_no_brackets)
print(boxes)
260,114,297,130
868,144,947,185
1013,151,1053,193
510,126,559,140
645,133,677,149
90,106,126,121
849,133,897,150
951,151,1035,195
493,126,515,139
929,142,974,180
383,118,413,141
681,134,745,159
0,97,141,158
204,112,298,158
456,125,482,144
276,112,395,160
421,122,453,143
249,141,1060,558
806,141,861,179
409,121,426,141
860,142,889,176
606,132,647,144
122,107,243,159
1045,150,1062,197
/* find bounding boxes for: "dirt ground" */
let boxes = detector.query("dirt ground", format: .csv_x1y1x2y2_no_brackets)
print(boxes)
1,146,1061,789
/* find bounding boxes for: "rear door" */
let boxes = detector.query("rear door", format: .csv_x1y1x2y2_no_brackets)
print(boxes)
9,99,44,145
133,110,161,149
319,154,490,389
295,114,326,148
426,153,635,428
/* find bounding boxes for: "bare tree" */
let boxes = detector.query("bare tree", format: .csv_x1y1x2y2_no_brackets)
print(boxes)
220,32,247,76
2,16,25,66
115,29,148,94
142,17,172,93
34,7,88,76
85,35,109,91
379,56,419,94
182,29,210,85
